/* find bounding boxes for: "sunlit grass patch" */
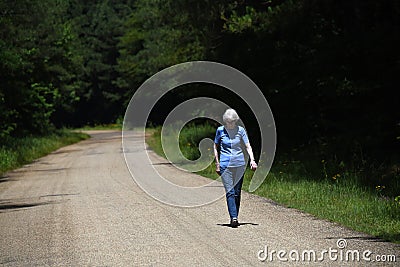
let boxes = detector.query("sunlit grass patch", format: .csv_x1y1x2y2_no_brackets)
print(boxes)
0,129,89,175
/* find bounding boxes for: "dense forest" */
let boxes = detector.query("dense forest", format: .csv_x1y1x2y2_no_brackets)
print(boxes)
1,0,399,192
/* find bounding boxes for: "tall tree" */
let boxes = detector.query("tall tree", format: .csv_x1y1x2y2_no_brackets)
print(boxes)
65,0,135,126
117,0,227,98
0,0,81,137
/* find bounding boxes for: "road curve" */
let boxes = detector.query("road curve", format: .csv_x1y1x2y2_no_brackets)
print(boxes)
0,130,398,266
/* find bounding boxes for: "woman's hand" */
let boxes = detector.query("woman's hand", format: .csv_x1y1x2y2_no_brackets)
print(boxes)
216,163,221,175
250,160,258,170
246,143,257,171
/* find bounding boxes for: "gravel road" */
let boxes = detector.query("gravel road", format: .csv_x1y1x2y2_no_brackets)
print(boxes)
0,130,398,266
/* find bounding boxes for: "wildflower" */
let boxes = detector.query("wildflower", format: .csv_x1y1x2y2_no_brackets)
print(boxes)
375,185,386,192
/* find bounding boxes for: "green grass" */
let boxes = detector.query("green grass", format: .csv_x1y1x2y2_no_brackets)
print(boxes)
145,128,166,157
75,123,122,131
146,125,400,244
0,129,89,176
254,174,400,243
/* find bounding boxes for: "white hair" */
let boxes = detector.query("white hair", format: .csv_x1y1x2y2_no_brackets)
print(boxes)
223,108,239,123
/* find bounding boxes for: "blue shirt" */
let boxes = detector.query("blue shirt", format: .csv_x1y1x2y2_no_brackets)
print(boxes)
214,125,249,168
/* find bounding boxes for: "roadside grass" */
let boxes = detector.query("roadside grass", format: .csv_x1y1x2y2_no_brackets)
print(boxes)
146,125,400,244
254,173,400,243
0,129,89,176
75,123,122,131
145,128,165,158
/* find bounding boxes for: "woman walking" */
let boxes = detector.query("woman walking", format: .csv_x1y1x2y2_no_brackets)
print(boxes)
214,109,257,227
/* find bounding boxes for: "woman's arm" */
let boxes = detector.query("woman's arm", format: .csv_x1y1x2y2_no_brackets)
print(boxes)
213,143,221,175
245,143,258,170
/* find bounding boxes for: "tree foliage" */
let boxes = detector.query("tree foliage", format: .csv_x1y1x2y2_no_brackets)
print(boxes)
62,0,135,126
219,0,400,150
0,0,82,137
1,0,399,170
117,0,226,96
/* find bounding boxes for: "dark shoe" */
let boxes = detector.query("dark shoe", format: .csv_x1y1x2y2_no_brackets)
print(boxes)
230,218,239,228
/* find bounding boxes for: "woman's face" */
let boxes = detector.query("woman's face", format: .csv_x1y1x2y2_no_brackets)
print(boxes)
225,120,236,129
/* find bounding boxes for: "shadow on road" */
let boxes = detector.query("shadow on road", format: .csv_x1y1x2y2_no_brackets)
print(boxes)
217,222,259,228
0,176,11,183
0,200,59,213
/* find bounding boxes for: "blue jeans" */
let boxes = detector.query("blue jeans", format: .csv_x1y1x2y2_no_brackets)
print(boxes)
220,166,245,219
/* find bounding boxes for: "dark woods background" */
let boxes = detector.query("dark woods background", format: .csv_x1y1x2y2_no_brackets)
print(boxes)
1,0,399,192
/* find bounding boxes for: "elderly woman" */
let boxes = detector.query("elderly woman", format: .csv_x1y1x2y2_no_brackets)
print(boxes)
214,108,257,227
